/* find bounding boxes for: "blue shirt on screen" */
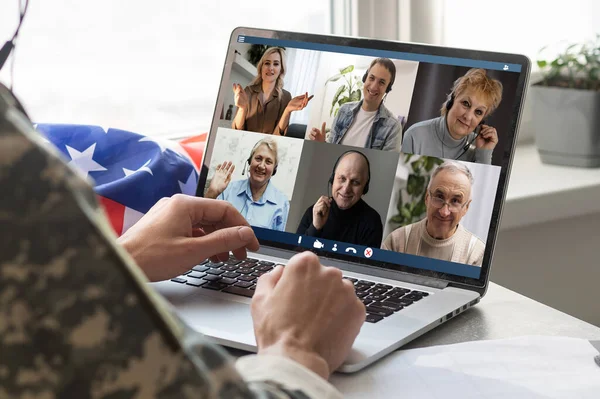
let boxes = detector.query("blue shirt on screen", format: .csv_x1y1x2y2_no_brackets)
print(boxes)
218,179,289,231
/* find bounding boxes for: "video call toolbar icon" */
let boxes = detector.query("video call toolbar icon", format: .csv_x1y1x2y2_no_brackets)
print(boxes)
237,36,246,43
364,247,373,258
332,244,338,252
503,64,509,71
345,247,357,254
313,239,324,249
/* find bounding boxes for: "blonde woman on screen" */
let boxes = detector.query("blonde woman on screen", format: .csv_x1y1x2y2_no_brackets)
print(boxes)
231,47,312,135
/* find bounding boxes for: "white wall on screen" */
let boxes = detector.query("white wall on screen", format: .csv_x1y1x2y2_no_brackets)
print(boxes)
306,53,419,139
205,128,303,201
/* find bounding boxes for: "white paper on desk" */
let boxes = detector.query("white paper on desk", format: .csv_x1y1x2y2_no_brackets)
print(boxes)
331,336,600,399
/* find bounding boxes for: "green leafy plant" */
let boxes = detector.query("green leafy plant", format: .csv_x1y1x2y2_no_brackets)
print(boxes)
324,65,363,117
536,34,600,91
390,154,444,227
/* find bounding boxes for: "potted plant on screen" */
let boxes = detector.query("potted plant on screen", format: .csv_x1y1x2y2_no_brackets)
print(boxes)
389,154,443,229
317,65,363,140
532,35,600,167
325,65,363,117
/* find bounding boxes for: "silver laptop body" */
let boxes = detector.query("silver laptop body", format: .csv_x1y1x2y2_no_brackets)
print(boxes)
152,27,530,373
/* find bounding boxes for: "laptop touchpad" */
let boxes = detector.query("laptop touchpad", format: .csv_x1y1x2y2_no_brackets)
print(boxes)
174,291,256,347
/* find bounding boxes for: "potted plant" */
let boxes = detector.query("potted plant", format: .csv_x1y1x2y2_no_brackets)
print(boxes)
316,65,363,140
533,35,600,167
324,65,363,117
389,154,444,228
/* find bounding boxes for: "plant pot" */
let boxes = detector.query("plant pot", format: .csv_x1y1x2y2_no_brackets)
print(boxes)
532,86,600,167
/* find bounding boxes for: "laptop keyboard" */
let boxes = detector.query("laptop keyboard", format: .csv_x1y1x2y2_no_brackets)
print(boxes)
343,277,429,323
169,257,431,323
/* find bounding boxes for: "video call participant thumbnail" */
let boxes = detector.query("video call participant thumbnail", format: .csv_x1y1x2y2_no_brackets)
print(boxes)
308,58,402,151
296,150,383,248
382,160,485,266
401,68,503,164
205,137,289,231
231,47,312,136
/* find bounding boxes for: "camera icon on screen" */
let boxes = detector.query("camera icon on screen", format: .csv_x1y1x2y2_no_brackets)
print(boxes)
313,239,325,249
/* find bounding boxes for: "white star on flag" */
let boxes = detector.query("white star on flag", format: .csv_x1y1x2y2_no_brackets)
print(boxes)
123,159,154,177
178,170,197,195
66,143,107,177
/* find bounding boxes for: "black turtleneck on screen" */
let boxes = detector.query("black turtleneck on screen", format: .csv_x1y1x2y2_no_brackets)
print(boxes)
296,198,383,248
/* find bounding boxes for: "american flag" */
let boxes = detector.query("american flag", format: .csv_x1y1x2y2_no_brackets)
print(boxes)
35,124,207,236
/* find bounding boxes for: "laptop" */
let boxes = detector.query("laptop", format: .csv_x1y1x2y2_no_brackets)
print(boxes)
151,27,530,373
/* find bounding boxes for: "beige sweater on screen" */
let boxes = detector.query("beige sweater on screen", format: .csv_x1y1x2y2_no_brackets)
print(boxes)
382,218,485,266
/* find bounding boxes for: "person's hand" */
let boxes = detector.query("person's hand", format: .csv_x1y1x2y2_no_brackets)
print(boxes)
251,251,366,379
117,194,259,282
286,92,314,112
206,161,235,199
308,122,326,142
475,125,499,150
312,195,331,230
233,83,249,110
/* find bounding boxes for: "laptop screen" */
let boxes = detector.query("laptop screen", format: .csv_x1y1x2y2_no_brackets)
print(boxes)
197,27,530,288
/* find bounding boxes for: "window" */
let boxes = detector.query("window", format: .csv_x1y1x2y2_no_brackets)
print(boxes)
339,0,600,143
442,0,599,142
335,0,599,75
442,0,600,72
0,1,330,137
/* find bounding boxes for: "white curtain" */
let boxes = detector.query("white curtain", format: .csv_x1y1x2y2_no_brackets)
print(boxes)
284,49,321,125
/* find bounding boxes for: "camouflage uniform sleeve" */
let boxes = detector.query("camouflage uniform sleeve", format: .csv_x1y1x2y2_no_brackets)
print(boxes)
0,83,339,399
236,355,344,399
181,318,342,399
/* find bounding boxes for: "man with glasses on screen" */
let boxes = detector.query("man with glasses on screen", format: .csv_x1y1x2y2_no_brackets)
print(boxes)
382,161,485,266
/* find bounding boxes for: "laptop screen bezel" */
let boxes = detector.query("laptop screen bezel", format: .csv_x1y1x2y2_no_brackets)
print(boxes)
196,26,531,294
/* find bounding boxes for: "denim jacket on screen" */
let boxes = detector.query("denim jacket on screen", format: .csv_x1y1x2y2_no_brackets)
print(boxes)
327,100,402,151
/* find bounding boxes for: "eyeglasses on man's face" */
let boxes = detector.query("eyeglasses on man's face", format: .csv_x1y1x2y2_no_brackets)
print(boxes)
428,191,469,213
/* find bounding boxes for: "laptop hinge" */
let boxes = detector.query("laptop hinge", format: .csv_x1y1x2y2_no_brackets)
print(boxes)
255,247,450,290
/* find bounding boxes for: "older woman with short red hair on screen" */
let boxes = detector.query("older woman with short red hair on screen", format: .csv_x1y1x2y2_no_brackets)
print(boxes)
401,68,503,164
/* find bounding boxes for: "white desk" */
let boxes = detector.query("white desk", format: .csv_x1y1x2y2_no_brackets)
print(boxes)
329,282,600,397
226,281,600,357
402,281,600,350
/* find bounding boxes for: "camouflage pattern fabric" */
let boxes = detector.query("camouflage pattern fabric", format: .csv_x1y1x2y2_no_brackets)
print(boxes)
0,83,309,399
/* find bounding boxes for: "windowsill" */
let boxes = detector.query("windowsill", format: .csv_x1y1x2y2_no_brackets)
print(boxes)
501,143,600,230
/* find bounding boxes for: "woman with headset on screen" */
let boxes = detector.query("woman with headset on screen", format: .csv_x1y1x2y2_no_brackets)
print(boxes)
231,47,313,136
205,137,290,231
401,68,503,164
